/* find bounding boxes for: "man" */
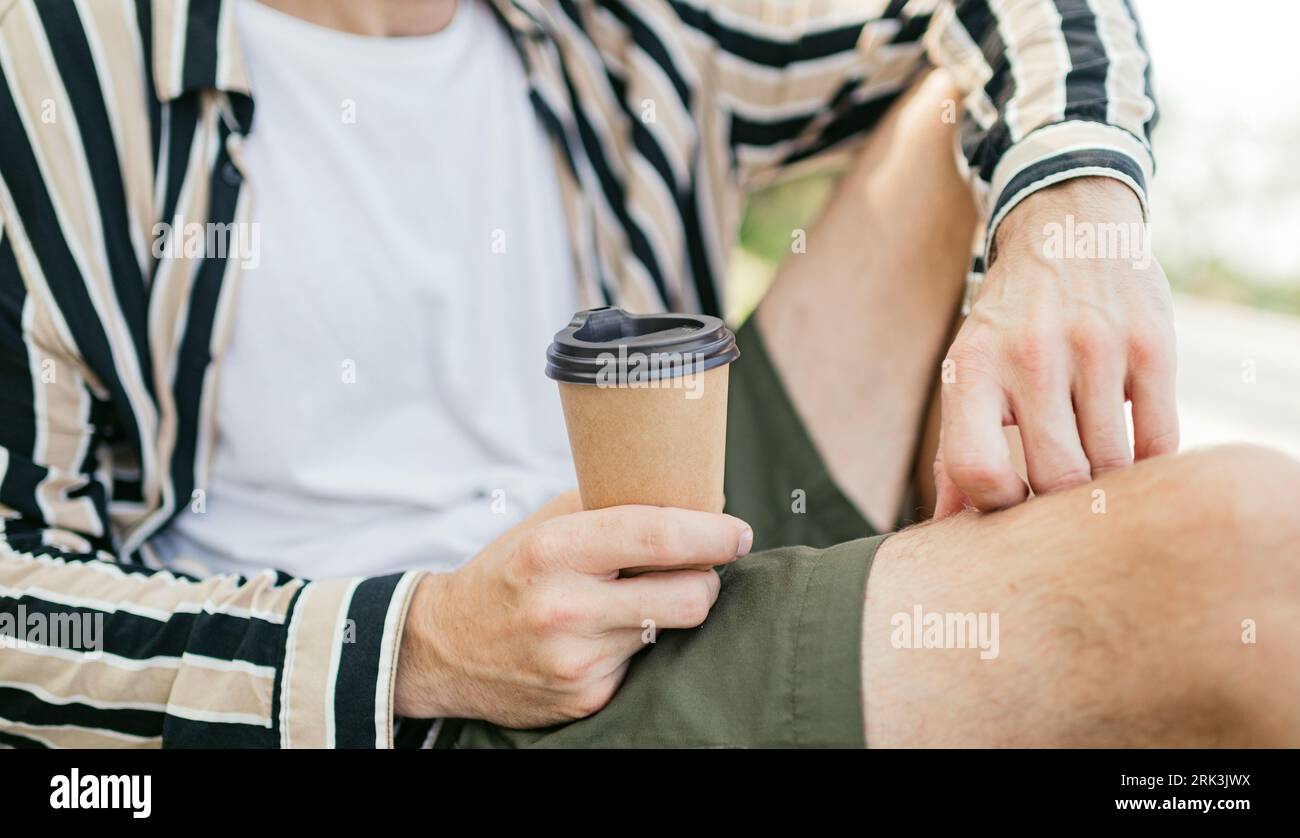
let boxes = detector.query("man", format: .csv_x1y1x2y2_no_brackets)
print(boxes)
0,0,1296,748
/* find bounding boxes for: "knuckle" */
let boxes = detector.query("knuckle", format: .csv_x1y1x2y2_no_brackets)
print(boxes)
525,592,577,634
944,342,995,384
944,455,1008,494
1035,460,1092,493
1138,428,1180,458
1128,332,1173,373
519,524,559,572
1007,329,1056,374
998,330,1060,384
1067,317,1117,362
638,513,674,563
541,645,590,687
1085,435,1134,472
1089,453,1132,474
676,584,714,627
570,680,617,719
554,658,590,688
945,337,984,365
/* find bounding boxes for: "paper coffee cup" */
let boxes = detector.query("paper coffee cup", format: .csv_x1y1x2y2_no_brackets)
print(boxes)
545,307,739,570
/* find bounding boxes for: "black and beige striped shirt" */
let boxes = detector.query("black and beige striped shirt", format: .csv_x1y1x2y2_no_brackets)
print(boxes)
0,0,1155,748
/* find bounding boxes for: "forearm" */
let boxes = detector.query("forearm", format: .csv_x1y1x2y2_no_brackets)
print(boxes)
0,536,421,748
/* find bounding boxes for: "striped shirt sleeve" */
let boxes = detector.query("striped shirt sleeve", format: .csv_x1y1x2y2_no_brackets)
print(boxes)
922,0,1156,262
1,534,421,748
673,0,1156,260
0,242,423,747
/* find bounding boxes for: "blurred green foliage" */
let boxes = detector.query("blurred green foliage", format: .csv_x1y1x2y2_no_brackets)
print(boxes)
729,173,835,324
1162,260,1300,316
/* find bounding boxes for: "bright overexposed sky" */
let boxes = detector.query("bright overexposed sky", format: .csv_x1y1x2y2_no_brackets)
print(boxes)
1137,1,1300,283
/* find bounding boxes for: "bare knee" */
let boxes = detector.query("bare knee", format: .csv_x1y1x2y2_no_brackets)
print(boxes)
862,448,1300,746
1090,445,1300,742
1166,444,1300,561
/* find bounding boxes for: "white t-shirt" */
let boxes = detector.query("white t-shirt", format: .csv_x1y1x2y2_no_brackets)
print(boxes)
153,0,580,579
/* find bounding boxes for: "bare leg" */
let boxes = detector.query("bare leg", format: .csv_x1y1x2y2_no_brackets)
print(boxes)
862,445,1300,746
756,70,975,530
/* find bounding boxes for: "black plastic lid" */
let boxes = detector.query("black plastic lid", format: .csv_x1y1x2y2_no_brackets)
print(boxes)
545,307,740,385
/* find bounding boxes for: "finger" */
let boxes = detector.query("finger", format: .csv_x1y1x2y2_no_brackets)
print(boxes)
533,490,583,520
1128,340,1180,460
940,367,1027,511
497,491,584,549
599,630,661,668
594,569,723,637
930,430,972,519
541,506,752,575
1012,380,1093,496
1073,358,1133,476
932,452,970,519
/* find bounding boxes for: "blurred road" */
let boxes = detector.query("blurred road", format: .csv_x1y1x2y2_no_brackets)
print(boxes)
1174,294,1300,460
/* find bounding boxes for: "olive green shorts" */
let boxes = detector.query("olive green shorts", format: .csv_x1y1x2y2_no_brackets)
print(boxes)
435,319,888,748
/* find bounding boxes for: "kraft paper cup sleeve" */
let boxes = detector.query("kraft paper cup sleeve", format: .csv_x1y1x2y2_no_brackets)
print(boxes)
547,307,739,574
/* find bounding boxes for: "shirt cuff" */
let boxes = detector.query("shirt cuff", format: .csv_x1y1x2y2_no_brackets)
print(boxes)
278,570,424,748
983,120,1154,268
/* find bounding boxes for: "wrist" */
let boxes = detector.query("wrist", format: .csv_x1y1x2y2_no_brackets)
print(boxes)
394,571,457,719
993,176,1144,265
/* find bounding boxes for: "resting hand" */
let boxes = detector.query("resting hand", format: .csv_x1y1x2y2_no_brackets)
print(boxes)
934,177,1179,518
394,492,752,727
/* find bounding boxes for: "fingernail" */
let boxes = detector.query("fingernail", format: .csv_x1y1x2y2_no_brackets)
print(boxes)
736,525,753,558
